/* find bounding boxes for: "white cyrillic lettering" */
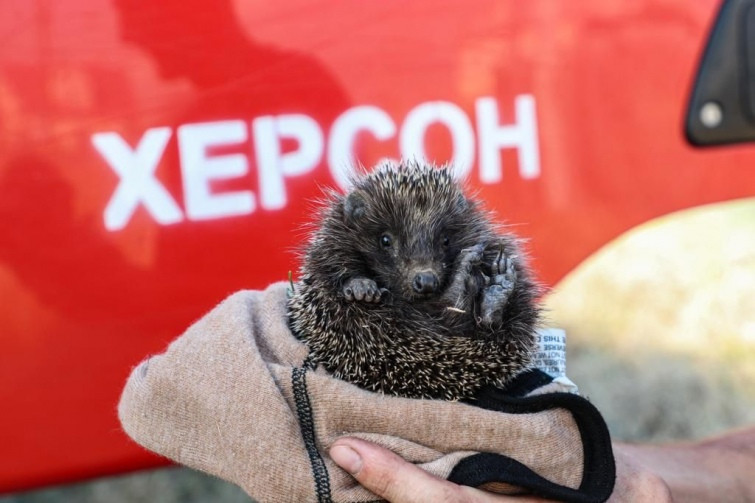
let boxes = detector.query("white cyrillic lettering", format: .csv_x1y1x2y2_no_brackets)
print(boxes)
476,95,540,183
253,115,323,210
92,128,181,231
400,101,475,179
177,121,254,220
328,105,396,189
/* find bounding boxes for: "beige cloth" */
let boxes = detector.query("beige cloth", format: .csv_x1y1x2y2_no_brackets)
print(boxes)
118,283,614,503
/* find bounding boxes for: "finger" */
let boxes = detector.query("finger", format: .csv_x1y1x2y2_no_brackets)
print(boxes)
330,438,553,503
460,485,555,503
608,447,673,503
330,438,465,503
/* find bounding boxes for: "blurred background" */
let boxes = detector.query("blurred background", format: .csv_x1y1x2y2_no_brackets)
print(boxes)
1,0,753,501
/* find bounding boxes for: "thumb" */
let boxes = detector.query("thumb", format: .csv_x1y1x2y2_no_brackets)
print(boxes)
329,437,498,503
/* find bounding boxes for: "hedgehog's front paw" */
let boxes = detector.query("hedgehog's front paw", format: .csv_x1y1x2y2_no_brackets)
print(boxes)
343,277,382,303
442,244,485,308
459,244,485,274
479,244,517,325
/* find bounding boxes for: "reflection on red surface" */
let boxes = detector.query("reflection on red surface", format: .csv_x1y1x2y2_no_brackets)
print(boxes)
1,0,754,492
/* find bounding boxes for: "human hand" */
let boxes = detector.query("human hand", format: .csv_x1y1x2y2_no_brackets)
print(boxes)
609,447,673,502
330,437,672,503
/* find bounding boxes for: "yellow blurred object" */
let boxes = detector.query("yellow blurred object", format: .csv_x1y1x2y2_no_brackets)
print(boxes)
545,198,755,442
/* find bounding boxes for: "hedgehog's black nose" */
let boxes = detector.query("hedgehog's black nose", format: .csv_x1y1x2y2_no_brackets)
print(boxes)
412,271,439,294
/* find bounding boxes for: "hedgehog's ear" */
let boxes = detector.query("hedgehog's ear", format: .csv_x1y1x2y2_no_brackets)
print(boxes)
343,190,367,225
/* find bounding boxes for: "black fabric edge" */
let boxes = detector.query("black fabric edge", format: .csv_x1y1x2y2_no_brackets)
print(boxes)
292,363,333,503
449,452,601,503
494,369,555,398
454,387,615,503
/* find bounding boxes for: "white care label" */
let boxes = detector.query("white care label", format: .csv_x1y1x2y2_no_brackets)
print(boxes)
532,328,579,394
533,327,568,377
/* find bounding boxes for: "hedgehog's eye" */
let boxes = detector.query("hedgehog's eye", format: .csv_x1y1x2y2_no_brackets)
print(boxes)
442,235,450,248
380,233,393,248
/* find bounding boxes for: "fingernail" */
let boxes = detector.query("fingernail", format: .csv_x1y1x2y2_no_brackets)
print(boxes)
330,444,362,474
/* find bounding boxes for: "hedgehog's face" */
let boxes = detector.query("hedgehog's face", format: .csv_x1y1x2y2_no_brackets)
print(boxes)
371,227,457,301
341,171,485,302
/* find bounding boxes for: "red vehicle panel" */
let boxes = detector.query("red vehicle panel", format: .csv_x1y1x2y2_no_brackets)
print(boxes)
1,0,752,492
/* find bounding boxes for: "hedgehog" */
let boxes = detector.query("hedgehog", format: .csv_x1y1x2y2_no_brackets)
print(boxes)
287,161,540,401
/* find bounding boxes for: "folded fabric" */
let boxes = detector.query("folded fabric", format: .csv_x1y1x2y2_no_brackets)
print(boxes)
118,283,615,503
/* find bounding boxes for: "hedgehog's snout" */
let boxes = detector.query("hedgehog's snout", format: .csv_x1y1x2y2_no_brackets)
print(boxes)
412,270,439,294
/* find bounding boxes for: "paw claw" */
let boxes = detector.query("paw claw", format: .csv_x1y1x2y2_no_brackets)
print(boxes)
343,278,382,303
459,244,484,273
478,243,519,326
